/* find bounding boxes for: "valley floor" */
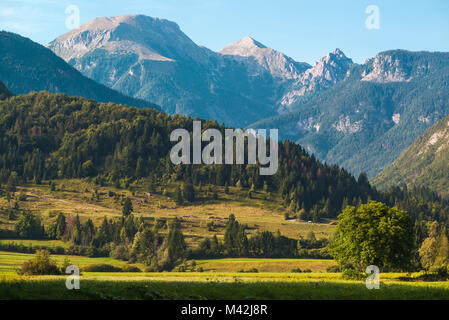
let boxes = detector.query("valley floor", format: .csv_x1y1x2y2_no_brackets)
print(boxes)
1,272,449,300
1,251,449,300
0,179,335,248
2,179,448,300
0,250,334,273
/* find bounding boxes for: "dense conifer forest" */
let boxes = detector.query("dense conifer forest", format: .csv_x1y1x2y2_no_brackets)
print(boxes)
1,89,449,270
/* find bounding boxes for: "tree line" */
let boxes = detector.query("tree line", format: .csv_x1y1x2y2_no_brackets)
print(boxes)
0,91,375,220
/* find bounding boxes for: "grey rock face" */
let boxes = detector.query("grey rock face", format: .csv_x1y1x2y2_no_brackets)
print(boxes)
48,14,350,126
250,50,449,178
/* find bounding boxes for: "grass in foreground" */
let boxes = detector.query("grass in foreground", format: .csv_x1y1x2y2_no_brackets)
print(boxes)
1,275,449,300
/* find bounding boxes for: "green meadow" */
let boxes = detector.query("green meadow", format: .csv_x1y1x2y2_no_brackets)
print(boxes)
2,273,449,300
1,250,449,300
1,179,449,300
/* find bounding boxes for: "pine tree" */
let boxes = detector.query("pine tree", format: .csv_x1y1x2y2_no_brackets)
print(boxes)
55,213,66,239
71,224,81,245
122,197,133,216
6,171,18,192
167,218,187,264
135,157,145,178
182,181,195,202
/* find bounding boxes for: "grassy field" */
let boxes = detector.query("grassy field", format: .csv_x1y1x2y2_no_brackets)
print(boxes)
0,179,335,248
193,258,336,272
3,179,448,300
0,251,333,273
1,250,449,300
0,251,144,273
2,272,449,299
0,239,68,248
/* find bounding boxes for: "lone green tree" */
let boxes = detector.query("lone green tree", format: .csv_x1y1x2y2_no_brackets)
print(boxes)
329,201,415,271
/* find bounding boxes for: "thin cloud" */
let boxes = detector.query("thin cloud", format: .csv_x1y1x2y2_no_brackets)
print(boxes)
0,3,60,36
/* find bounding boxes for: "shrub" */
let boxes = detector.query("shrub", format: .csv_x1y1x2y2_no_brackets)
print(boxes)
18,250,61,275
326,265,341,273
291,268,302,273
341,268,365,280
239,268,259,273
122,265,142,272
113,245,130,260
429,266,449,279
83,264,123,272
17,192,27,201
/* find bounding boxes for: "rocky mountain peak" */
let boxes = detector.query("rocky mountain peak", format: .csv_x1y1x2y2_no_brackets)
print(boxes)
220,36,267,54
361,51,412,83
302,48,353,84
360,50,449,83
220,36,310,79
47,14,209,64
279,49,353,107
331,48,345,56
320,48,352,67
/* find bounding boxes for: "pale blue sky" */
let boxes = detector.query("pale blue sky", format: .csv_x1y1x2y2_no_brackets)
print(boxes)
1,0,448,64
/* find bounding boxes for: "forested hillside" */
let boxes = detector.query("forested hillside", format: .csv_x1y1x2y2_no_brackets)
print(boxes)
0,90,376,220
1,90,449,272
373,113,449,197
0,81,13,100
0,31,159,110
1,90,449,225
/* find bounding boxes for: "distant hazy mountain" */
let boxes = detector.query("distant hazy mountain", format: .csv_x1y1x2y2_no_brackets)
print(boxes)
278,48,353,112
251,50,449,177
0,31,158,110
46,15,449,178
220,36,311,79
47,14,350,126
372,113,449,197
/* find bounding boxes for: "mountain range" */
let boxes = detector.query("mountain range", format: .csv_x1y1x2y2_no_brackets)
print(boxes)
1,14,447,180
46,14,449,178
0,31,159,110
251,50,449,177
47,14,353,126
